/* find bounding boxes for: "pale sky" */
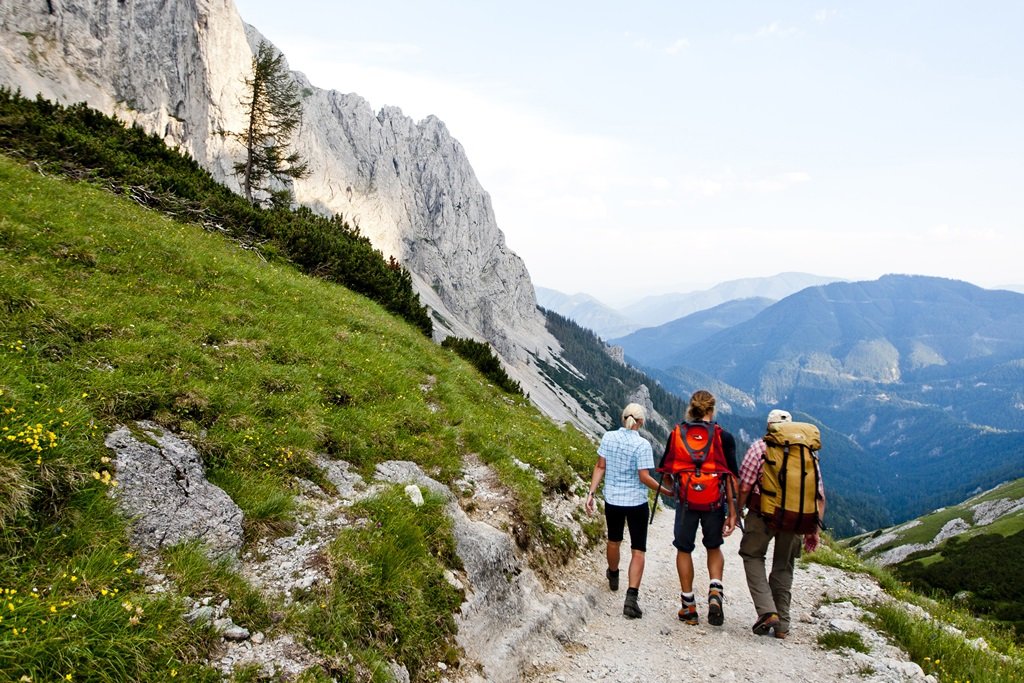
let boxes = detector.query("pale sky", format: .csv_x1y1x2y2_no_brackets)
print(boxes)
234,1,1023,305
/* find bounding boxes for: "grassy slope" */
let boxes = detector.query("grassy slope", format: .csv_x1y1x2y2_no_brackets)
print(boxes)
807,541,1024,683
848,478,1024,558
0,155,596,682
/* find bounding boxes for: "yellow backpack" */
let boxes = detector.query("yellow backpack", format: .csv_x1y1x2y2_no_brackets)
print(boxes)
759,421,822,533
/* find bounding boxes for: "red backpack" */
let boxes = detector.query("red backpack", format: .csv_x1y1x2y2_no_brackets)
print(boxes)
656,422,733,511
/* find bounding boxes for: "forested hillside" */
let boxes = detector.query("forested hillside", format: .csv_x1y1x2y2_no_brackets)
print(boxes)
540,308,686,444
846,479,1024,639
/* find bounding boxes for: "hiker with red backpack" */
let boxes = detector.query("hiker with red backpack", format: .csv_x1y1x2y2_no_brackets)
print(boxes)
737,409,826,640
656,390,739,626
585,403,674,619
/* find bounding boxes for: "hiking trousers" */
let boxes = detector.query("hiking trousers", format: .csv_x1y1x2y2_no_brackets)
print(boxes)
739,511,802,632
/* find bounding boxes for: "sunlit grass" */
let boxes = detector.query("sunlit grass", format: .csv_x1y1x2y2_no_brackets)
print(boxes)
867,601,1024,683
306,487,464,681
0,149,597,678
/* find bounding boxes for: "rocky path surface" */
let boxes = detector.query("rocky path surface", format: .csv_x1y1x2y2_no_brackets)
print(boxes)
521,507,933,683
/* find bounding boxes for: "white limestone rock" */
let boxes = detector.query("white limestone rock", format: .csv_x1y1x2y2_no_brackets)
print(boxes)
104,421,244,559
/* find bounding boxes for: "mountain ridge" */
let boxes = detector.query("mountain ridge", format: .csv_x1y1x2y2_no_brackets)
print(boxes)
611,296,774,370
0,0,602,436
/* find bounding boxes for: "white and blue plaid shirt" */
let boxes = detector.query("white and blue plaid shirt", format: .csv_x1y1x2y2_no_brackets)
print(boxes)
597,428,655,506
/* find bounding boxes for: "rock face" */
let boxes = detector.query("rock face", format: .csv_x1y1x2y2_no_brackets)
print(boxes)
0,0,600,436
104,421,244,558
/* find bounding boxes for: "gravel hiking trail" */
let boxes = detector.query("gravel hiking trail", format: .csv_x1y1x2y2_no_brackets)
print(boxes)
522,506,927,683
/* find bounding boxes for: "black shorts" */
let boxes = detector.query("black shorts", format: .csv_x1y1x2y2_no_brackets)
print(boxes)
604,502,650,552
673,506,725,553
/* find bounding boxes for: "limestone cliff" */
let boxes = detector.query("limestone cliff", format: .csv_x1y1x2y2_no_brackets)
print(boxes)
0,0,601,435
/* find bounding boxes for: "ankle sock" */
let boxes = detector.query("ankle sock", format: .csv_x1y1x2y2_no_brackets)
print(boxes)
681,592,695,604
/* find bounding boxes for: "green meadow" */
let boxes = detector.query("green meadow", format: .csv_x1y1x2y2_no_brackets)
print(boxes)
0,153,596,682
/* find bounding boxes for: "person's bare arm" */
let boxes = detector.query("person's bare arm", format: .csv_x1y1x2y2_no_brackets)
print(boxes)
585,457,607,515
737,482,753,512
638,468,672,496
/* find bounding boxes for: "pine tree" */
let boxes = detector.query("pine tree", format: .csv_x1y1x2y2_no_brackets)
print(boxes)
234,41,308,205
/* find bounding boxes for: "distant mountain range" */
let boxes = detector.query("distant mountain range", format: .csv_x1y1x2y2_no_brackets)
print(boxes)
625,272,844,329
538,272,842,339
611,297,774,370
534,287,637,339
680,275,1024,412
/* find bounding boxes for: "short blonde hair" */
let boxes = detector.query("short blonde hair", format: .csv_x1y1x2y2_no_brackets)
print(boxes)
621,403,646,428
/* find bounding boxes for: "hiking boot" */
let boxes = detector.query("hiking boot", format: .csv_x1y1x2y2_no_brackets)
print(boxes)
752,612,780,636
707,585,724,626
774,628,788,640
678,596,699,625
606,569,619,592
623,590,642,619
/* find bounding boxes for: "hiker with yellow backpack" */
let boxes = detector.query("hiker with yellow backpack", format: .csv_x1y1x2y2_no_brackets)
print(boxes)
737,409,826,640
655,390,739,626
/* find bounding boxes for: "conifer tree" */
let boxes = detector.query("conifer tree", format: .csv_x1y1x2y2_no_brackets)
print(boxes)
234,40,308,205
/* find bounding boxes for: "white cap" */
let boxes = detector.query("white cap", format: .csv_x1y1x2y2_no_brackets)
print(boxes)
767,409,792,425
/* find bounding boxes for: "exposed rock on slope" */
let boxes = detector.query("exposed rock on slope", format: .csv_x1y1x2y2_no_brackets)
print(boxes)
0,0,600,436
105,421,244,559
104,423,598,682
848,478,1024,566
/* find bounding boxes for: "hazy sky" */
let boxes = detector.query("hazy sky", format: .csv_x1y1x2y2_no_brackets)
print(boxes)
234,1,1023,305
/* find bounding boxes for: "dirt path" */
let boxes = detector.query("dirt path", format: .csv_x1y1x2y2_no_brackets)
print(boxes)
521,507,927,683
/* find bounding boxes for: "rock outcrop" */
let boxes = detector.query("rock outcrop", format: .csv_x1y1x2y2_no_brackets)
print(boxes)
0,0,601,436
104,420,244,558
102,420,598,682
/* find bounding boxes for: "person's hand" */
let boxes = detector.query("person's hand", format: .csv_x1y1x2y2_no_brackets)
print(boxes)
585,492,596,516
804,530,820,553
723,515,737,537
